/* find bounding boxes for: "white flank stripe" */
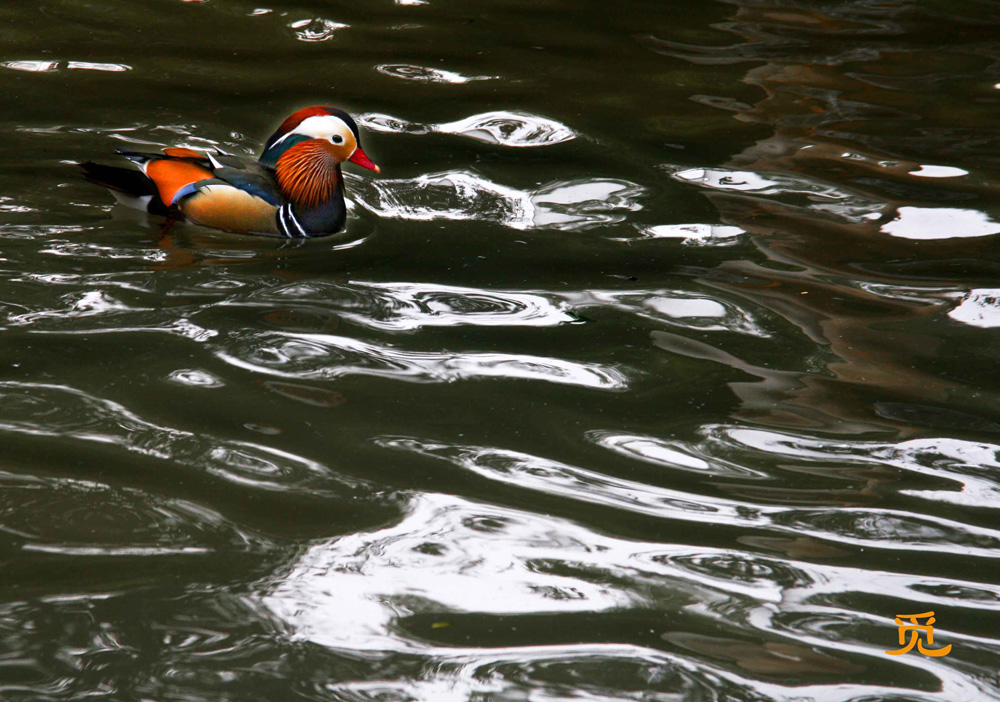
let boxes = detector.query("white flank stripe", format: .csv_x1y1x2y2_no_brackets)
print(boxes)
287,206,308,237
277,205,291,237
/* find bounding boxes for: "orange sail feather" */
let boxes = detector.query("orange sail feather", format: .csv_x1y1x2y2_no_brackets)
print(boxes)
146,159,214,206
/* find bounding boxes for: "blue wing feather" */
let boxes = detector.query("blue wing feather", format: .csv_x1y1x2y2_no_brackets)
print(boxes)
213,169,282,206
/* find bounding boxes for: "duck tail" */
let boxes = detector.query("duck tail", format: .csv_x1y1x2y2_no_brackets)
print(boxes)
79,160,168,214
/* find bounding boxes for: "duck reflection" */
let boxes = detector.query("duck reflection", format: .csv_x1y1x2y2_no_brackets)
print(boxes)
645,1,1000,437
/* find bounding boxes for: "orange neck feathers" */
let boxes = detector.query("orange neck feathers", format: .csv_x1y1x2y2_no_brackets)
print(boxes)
275,140,340,209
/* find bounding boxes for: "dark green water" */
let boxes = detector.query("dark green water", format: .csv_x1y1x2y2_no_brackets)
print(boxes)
3,1,1000,699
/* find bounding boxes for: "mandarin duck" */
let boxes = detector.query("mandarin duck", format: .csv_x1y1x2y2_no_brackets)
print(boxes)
81,106,379,238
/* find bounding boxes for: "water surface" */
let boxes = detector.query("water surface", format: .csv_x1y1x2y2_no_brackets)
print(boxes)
2,1,1000,700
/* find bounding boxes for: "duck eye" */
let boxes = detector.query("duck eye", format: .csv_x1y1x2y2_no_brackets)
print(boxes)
331,135,344,144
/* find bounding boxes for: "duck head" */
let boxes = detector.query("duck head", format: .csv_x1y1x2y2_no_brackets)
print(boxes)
260,106,379,208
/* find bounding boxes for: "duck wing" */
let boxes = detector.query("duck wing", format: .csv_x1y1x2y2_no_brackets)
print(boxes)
116,148,283,235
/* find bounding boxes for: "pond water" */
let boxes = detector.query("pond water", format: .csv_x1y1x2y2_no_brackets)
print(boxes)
2,1,1000,700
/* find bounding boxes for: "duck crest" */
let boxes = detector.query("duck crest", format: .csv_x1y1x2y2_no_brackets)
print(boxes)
263,106,359,152
275,139,339,209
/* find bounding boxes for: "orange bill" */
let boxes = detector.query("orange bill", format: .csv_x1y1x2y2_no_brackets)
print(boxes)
348,147,380,174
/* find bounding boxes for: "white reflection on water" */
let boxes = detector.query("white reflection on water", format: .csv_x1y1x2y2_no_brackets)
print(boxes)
288,18,348,41
263,494,636,652
351,170,643,230
649,297,727,319
357,112,430,134
881,206,1000,240
436,111,575,146
8,286,217,340
3,60,132,72
673,168,785,192
634,223,745,245
320,645,712,702
670,165,872,202
376,64,494,84
0,196,36,213
598,434,712,470
39,240,171,262
221,280,578,333
18,289,129,320
359,110,576,147
168,369,225,387
332,281,578,331
561,289,772,337
667,165,885,222
66,61,132,72
710,425,1000,511
908,165,968,178
380,436,1000,556
948,289,1000,328
2,60,59,72
383,438,743,521
263,491,997,700
217,332,627,390
352,171,529,225
587,431,765,478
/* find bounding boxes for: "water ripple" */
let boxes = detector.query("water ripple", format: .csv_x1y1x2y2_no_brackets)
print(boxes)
0,382,365,496
168,369,225,388
10,2,1000,699
633,223,745,245
263,494,672,652
240,280,578,331
351,170,643,230
378,437,768,524
587,431,766,478
288,18,347,41
378,437,1000,557
436,111,576,147
321,645,726,702
703,425,1000,511
262,492,998,700
3,60,132,73
667,165,887,224
376,64,494,84
357,112,430,135
0,471,262,556
217,332,627,390
562,289,773,337
341,282,579,330
359,110,576,147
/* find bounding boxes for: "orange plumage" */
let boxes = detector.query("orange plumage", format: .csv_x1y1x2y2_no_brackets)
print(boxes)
275,140,339,209
162,147,207,159
181,184,278,234
146,159,213,207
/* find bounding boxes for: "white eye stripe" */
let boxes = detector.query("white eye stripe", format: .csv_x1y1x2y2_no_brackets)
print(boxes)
272,115,354,148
